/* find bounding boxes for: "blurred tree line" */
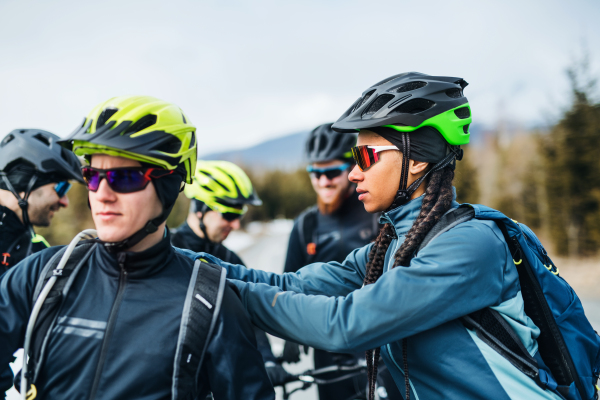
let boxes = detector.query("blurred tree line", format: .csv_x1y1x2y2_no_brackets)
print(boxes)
37,59,599,258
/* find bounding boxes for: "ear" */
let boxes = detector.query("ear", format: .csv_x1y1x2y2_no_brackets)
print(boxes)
409,160,429,176
196,211,203,220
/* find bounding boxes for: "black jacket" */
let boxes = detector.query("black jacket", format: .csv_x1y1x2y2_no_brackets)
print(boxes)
0,232,274,400
284,192,380,273
171,222,243,265
0,205,47,274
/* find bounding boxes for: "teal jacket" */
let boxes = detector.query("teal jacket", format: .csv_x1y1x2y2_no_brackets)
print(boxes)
185,193,563,400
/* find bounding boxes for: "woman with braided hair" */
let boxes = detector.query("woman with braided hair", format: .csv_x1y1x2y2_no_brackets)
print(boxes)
188,73,564,400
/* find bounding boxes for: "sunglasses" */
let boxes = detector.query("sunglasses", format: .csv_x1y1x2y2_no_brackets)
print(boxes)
351,145,399,171
306,163,352,180
221,211,243,222
54,181,72,198
82,167,174,193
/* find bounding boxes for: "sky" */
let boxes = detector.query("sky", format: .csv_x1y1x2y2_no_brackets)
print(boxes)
0,0,599,155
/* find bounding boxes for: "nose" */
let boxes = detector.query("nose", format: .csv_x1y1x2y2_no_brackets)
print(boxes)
58,194,70,208
93,178,117,202
229,218,241,231
348,164,363,184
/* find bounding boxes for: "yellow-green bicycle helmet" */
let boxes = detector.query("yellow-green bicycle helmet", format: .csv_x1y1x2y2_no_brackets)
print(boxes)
185,160,262,216
61,95,197,183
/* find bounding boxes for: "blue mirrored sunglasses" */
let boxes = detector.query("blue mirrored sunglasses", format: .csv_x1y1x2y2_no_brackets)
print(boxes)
306,163,352,180
54,181,72,198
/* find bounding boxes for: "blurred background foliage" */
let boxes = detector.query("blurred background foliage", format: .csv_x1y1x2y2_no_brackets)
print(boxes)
36,60,600,258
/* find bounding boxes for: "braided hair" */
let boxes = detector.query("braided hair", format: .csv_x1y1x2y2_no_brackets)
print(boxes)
362,166,455,400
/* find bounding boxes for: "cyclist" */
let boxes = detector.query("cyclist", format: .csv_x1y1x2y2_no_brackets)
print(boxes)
171,160,291,387
282,123,400,400
189,73,566,400
0,96,274,400
0,129,83,273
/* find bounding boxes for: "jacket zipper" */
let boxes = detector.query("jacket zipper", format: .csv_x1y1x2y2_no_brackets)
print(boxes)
384,218,419,399
88,253,128,400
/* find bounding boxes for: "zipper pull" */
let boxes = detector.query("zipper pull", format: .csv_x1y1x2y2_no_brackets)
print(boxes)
117,253,127,274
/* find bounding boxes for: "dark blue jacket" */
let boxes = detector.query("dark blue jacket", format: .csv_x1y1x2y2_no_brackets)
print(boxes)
187,193,563,400
0,232,275,400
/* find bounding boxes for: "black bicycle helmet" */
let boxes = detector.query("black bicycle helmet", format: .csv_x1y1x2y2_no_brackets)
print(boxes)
0,129,83,233
332,72,469,138
305,123,356,163
0,129,84,183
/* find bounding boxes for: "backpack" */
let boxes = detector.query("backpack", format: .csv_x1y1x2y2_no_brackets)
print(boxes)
21,241,226,400
417,205,600,400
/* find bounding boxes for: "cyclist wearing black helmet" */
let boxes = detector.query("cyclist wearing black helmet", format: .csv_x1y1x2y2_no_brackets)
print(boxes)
188,73,573,400
281,123,395,400
0,129,84,273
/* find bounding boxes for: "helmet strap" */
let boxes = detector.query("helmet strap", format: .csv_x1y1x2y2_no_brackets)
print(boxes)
102,200,174,253
0,172,37,237
386,139,460,211
197,204,214,246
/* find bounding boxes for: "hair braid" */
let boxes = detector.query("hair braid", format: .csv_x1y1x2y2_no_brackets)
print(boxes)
394,167,455,266
363,166,455,400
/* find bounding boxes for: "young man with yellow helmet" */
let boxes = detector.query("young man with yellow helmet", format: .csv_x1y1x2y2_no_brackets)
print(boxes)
0,96,274,400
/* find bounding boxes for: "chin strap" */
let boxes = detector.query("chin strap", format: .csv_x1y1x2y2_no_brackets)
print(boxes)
102,202,174,253
386,135,463,211
1,172,37,238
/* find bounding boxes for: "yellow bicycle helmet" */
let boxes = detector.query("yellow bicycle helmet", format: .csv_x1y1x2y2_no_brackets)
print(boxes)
61,95,197,183
185,160,261,216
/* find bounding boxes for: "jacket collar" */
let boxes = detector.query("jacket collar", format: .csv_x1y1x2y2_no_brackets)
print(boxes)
95,228,175,278
379,187,459,236
0,205,27,237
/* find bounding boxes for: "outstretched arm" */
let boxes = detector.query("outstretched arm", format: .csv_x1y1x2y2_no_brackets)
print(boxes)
229,221,509,353
175,243,372,297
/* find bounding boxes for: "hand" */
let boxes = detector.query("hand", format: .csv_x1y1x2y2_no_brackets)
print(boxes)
281,340,301,363
264,362,293,387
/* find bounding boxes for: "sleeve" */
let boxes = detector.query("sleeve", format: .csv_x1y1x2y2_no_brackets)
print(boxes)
174,243,371,298
283,221,305,274
229,221,509,353
0,249,59,393
197,284,275,400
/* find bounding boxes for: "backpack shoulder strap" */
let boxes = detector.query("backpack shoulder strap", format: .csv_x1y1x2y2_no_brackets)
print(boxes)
297,206,318,259
28,242,97,384
416,206,475,255
172,259,227,400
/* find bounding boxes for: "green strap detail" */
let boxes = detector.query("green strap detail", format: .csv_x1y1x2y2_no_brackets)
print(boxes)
31,234,50,248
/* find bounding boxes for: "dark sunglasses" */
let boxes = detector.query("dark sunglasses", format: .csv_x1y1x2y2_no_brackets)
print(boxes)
82,166,174,193
54,181,72,198
221,212,243,222
351,145,399,171
306,163,351,180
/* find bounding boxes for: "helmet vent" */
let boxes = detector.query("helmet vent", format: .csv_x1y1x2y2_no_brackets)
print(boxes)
33,133,51,147
463,124,470,133
124,114,157,135
201,185,214,193
188,132,196,149
97,108,119,129
351,90,376,113
446,88,463,98
391,98,435,114
182,113,187,124
1,134,15,147
390,81,427,93
362,94,394,117
454,107,471,119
